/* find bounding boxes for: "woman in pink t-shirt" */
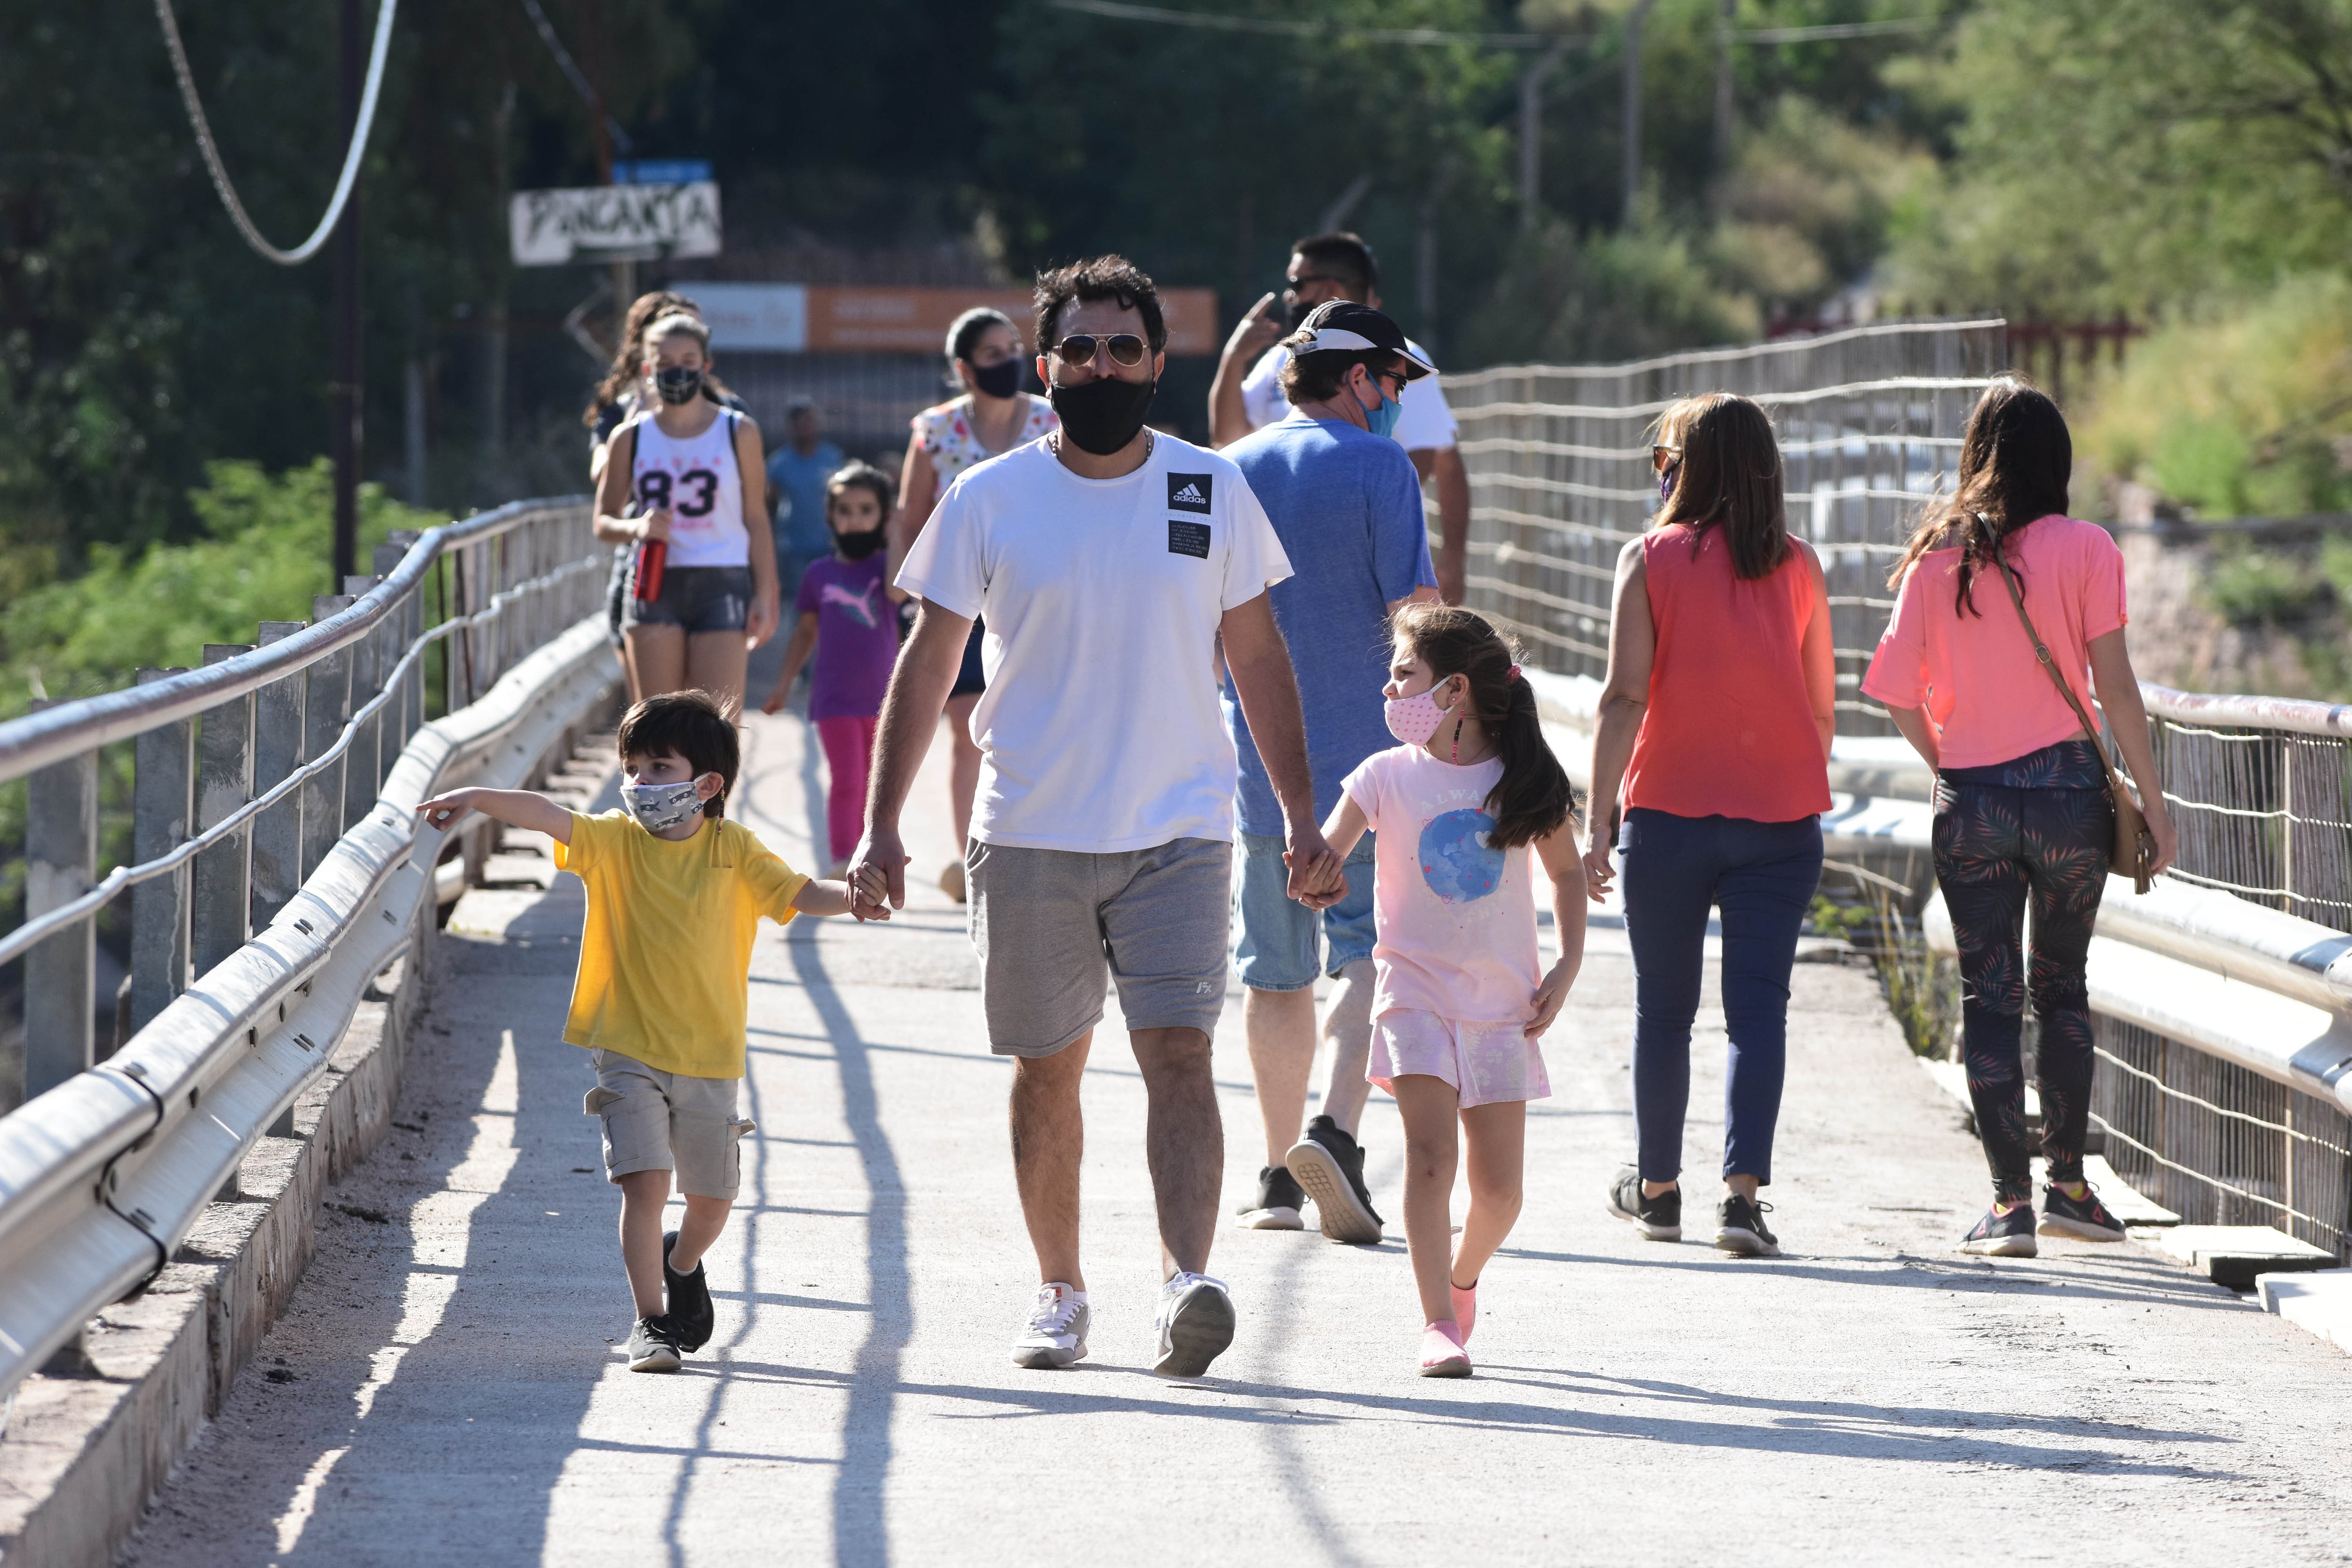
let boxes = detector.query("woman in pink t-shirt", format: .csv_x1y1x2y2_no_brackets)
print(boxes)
1864,378,2177,1259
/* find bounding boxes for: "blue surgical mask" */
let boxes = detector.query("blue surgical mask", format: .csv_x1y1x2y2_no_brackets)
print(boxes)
1359,377,1402,441
621,775,712,832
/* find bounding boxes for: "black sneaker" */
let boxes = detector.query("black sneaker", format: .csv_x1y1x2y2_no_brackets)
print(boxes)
625,1315,683,1373
1287,1115,1385,1244
1233,1165,1306,1231
663,1231,715,1352
1716,1193,1780,1257
2039,1183,2126,1242
1960,1202,2038,1257
1606,1167,1681,1241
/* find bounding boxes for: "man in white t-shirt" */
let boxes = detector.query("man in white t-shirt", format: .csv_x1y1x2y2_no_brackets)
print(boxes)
1208,231,1472,603
853,255,1334,1380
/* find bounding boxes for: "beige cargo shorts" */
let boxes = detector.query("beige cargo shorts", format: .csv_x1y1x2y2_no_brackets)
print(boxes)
582,1048,756,1201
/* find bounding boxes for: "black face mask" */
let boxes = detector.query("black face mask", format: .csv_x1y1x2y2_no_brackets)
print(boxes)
833,526,887,560
654,365,704,406
1049,375,1157,455
969,358,1023,399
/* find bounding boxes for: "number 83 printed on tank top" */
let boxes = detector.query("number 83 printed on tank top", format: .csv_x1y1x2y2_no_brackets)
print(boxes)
631,409,750,569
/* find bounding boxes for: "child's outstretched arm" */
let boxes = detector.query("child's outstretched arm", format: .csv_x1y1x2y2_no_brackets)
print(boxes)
788,863,893,921
416,787,572,843
1526,812,1590,1038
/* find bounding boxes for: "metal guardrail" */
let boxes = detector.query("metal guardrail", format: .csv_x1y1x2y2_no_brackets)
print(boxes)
0,497,616,1405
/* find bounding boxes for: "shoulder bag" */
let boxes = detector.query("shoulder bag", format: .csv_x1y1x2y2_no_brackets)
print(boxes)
1990,550,2156,894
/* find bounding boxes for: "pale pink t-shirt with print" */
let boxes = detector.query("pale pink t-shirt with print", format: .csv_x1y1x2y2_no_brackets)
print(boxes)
1861,515,2128,771
1341,746,1540,1025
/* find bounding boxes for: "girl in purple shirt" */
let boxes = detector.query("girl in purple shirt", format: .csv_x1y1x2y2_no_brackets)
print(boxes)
762,462,901,872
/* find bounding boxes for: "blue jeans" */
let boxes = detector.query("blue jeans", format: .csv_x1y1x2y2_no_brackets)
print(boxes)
1234,831,1377,991
1618,808,1823,1187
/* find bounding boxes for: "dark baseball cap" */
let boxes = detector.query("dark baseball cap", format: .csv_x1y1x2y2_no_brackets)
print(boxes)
1292,301,1435,380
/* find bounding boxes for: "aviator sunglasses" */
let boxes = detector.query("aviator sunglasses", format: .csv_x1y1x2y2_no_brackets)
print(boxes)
1051,332,1149,369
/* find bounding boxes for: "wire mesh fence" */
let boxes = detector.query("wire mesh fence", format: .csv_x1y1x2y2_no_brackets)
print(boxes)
1445,319,2006,734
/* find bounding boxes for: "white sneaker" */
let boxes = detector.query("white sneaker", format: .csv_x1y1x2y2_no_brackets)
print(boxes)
1152,1272,1234,1377
1011,1282,1089,1369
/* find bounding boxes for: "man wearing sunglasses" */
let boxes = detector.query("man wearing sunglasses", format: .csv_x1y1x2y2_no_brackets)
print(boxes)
1208,232,1471,605
856,254,1334,1379
1223,301,1441,1247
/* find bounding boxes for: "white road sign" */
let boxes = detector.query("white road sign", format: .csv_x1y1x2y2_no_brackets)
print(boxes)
509,182,722,266
686,284,810,351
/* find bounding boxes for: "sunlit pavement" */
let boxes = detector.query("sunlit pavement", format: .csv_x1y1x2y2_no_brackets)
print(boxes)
125,699,2352,1566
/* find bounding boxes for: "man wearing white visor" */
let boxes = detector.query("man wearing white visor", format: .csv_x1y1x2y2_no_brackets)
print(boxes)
1224,300,1441,1244
1209,232,1470,604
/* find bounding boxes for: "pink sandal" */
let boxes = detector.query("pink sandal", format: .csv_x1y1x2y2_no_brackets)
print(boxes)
1418,1320,1471,1377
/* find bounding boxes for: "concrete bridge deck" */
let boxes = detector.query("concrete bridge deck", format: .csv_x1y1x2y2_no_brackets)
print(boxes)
119,706,2352,1566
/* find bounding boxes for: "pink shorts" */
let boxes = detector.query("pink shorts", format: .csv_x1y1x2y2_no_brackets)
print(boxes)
1369,1010,1551,1109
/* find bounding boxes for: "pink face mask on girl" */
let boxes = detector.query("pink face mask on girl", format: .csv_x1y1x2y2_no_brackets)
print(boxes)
1384,683,1457,746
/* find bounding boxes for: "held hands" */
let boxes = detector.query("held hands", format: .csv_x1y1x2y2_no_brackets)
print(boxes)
847,825,911,922
1282,826,1346,910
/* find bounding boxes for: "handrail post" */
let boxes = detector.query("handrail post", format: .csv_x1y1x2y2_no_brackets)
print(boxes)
129,668,195,1039
193,645,257,980
22,703,96,1100
342,575,383,823
301,597,356,881
250,622,309,931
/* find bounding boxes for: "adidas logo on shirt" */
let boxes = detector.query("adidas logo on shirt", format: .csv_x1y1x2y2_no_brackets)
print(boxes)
1168,473,1213,514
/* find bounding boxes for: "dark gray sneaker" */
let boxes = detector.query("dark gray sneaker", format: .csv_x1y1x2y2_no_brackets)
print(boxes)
1153,1272,1235,1377
2038,1183,2126,1242
1607,1166,1681,1241
1287,1115,1384,1244
662,1230,715,1352
1961,1202,2038,1257
625,1315,683,1373
1233,1165,1306,1231
1715,1193,1781,1257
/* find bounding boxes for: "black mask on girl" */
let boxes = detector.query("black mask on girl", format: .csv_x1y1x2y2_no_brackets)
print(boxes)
833,527,887,560
969,358,1023,399
1049,375,1157,455
655,365,704,406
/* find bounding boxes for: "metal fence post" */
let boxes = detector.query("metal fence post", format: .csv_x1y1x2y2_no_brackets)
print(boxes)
23,704,96,1100
129,668,194,1039
342,576,383,820
302,597,356,880
251,621,309,931
192,645,256,979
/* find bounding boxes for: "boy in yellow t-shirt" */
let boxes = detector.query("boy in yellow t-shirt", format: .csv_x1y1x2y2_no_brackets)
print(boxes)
418,690,884,1372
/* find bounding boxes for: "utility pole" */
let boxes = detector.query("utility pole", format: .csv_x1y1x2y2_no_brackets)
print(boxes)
1622,0,1659,226
331,0,362,585
1713,0,1737,173
1518,38,1570,233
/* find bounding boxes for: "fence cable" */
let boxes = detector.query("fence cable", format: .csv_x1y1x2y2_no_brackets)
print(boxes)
153,0,399,266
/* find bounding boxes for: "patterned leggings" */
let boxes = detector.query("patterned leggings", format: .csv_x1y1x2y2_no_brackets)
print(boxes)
1932,739,2113,1203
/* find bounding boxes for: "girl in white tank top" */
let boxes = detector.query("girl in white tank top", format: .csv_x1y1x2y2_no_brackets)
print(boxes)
631,407,748,567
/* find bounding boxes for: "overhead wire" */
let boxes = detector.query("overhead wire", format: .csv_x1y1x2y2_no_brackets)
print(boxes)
515,0,636,158
1048,1,1941,50
153,0,399,266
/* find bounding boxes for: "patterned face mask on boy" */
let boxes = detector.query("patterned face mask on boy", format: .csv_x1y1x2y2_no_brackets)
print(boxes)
621,775,714,832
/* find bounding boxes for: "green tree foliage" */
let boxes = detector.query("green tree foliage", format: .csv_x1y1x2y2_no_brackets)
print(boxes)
1886,0,2352,316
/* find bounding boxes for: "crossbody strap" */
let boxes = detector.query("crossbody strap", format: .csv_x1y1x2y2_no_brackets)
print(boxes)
1989,547,2132,796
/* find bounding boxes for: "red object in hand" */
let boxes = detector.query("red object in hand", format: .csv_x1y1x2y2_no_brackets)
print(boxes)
634,538,666,603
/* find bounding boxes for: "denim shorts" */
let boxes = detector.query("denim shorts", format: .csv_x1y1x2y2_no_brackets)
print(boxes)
1234,830,1377,992
622,564,754,635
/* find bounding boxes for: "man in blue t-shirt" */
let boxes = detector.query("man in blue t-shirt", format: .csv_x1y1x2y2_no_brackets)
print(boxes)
766,398,847,605
1222,301,1439,1244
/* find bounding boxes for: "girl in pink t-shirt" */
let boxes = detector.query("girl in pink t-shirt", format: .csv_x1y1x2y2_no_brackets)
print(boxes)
1312,605,1588,1378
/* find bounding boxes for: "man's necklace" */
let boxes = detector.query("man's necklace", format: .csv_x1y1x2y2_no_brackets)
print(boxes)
1049,429,1154,462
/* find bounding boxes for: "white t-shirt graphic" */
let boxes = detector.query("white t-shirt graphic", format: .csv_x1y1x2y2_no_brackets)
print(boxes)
1240,337,1459,452
897,435,1294,853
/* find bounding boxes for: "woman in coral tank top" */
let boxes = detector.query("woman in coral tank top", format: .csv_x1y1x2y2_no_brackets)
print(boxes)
1865,379,2177,1260
1583,393,1834,1259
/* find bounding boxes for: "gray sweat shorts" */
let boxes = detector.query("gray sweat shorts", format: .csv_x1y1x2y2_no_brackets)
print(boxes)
968,836,1233,1057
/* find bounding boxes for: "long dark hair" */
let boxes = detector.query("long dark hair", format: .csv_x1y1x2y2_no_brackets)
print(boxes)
1652,393,1788,581
1891,376,2072,616
1392,604,1573,849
